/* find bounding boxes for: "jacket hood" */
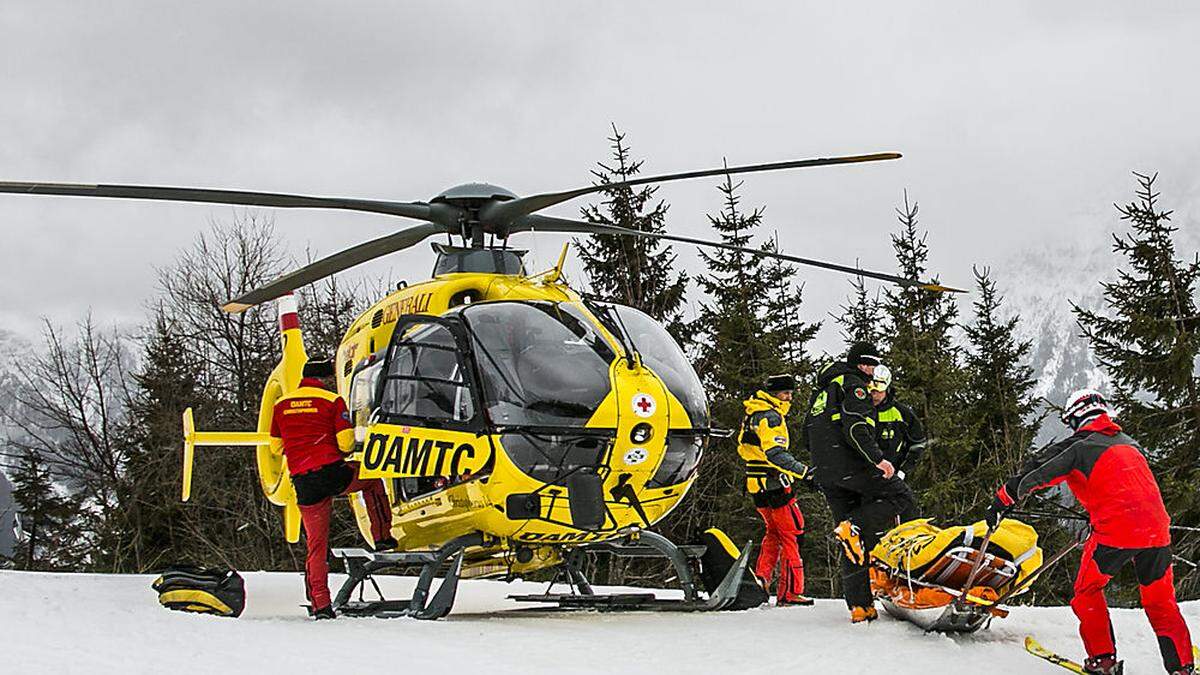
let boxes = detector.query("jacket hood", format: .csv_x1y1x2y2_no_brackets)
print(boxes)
744,390,790,416
1080,412,1121,436
816,360,862,388
298,377,331,390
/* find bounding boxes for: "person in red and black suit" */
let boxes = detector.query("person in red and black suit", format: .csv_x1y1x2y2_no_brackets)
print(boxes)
987,389,1193,675
269,358,396,620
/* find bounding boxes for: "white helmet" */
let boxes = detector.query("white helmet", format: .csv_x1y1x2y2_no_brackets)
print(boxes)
1061,388,1112,430
868,364,892,393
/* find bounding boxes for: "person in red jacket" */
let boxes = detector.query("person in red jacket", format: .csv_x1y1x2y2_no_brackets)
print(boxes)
987,389,1193,675
269,359,396,620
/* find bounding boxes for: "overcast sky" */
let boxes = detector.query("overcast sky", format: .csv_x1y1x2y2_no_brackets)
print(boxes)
2,1,1198,354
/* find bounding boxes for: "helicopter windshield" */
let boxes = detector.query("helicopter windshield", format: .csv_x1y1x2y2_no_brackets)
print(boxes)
598,304,709,429
462,301,617,427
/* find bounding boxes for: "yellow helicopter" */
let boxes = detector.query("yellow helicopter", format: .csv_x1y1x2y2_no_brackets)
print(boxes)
0,152,957,618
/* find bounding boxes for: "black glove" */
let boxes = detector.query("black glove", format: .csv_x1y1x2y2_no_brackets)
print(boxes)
984,497,1009,529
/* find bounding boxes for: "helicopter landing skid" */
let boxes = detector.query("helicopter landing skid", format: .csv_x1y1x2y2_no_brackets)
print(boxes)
508,532,755,613
331,533,483,620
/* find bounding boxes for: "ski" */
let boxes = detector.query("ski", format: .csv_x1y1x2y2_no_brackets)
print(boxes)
1025,636,1085,673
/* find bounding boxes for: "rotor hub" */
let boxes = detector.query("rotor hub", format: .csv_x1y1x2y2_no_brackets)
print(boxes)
432,183,517,206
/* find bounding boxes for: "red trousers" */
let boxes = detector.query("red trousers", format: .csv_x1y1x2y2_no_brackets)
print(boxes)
1071,538,1192,672
755,500,805,601
297,469,392,610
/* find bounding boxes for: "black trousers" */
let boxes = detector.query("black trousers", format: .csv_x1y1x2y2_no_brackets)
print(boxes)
819,472,920,609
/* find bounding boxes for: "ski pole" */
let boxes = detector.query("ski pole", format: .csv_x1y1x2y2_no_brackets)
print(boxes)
1173,554,1199,570
1010,508,1200,535
984,526,1091,608
1008,509,1088,523
958,521,1000,603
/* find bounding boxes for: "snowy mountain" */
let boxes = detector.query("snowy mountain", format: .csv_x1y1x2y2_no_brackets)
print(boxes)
999,195,1200,443
2,570,1196,673
999,239,1112,441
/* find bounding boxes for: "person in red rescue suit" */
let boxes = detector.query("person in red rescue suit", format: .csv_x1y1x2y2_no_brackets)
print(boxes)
986,389,1193,675
269,358,397,620
737,374,814,606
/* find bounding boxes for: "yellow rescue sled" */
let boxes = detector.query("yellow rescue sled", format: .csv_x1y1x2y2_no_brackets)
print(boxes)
870,518,1063,633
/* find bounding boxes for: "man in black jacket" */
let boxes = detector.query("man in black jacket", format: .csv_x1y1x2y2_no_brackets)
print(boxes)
867,365,928,481
804,342,919,622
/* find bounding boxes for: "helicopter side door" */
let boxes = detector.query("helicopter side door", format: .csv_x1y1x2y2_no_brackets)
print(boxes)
363,314,494,501
374,314,484,432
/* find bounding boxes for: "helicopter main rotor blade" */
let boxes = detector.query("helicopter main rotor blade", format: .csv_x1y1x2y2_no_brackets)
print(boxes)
517,214,965,293
222,221,447,313
0,181,435,221
481,152,901,225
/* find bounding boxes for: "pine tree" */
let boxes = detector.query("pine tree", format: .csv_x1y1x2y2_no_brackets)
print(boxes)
962,267,1041,498
8,448,86,571
880,192,975,521
118,311,208,571
1073,172,1200,594
577,125,689,340
758,238,831,592
835,275,886,346
663,174,825,591
763,232,821,377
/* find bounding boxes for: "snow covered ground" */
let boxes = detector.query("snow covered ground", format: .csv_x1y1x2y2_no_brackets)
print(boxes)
3,569,1197,674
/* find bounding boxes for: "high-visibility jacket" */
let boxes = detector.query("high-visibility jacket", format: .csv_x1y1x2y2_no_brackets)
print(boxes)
269,377,355,476
803,361,883,483
875,396,927,474
737,391,809,505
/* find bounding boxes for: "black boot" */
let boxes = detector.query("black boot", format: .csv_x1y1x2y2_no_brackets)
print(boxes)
373,536,398,552
1083,654,1122,674
311,605,337,620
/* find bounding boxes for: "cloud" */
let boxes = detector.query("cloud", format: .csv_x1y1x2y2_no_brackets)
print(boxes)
2,1,1199,353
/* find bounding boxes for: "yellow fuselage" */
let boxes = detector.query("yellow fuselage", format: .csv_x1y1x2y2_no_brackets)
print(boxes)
327,272,704,575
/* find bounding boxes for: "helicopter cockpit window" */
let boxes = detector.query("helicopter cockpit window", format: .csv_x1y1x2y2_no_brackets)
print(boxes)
462,301,616,428
377,322,476,426
348,358,383,425
600,304,710,430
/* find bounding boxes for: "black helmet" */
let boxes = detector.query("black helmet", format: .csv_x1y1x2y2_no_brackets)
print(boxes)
847,341,882,367
764,373,796,393
302,358,335,379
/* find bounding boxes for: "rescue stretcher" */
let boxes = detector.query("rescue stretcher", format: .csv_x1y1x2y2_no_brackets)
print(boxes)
869,518,1084,633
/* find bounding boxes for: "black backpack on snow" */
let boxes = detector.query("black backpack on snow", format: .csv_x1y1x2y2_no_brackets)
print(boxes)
152,565,246,618
693,528,768,610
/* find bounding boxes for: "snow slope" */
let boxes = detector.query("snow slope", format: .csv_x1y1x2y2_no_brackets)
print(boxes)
3,570,1198,674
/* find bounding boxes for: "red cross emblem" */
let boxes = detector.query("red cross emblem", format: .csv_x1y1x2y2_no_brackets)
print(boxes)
632,393,656,417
